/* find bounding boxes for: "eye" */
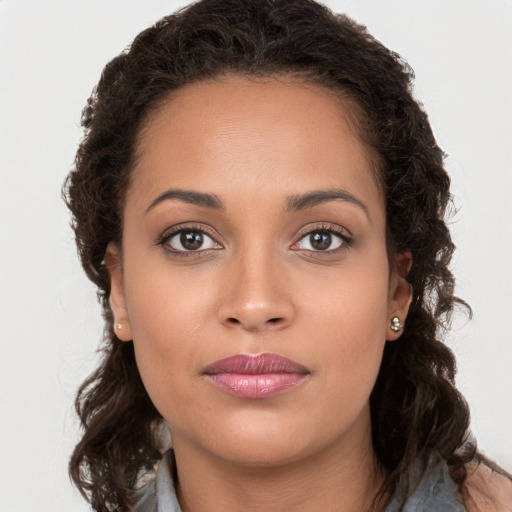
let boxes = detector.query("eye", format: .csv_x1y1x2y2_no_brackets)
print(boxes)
293,228,351,252
160,228,222,253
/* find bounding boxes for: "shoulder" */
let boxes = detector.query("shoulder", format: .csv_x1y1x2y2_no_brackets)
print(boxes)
463,462,512,512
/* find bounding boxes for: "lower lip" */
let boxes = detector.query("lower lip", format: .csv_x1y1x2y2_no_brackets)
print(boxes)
206,372,307,399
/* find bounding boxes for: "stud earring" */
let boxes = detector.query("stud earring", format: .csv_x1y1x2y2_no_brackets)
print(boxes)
116,322,123,330
390,316,404,332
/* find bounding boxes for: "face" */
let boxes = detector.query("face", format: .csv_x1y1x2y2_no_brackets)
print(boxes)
107,77,411,468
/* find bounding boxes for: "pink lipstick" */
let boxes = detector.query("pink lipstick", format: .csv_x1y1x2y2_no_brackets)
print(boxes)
203,353,309,399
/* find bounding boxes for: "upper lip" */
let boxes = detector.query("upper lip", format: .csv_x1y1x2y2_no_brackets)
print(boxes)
203,353,310,375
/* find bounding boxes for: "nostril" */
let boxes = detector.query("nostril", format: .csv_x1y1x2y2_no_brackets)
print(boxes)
224,316,283,327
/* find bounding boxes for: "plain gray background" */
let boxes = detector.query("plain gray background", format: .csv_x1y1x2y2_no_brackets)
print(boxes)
0,1,511,510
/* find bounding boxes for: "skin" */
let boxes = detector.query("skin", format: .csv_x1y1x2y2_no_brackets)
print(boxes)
464,464,512,512
107,77,413,512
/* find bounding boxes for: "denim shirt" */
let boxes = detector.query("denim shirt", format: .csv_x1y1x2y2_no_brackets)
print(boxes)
131,451,467,512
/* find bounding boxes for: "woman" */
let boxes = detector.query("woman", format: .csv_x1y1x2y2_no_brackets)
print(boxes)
64,0,512,510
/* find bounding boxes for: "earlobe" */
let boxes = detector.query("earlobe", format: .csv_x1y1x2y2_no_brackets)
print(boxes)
387,252,413,341
105,242,133,342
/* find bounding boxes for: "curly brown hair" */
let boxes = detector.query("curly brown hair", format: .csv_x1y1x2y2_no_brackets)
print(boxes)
65,0,477,510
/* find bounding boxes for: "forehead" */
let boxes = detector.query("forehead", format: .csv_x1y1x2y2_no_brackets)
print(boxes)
129,76,382,214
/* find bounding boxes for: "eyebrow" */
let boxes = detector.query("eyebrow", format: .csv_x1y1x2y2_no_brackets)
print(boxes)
285,188,369,216
146,189,225,213
145,187,368,217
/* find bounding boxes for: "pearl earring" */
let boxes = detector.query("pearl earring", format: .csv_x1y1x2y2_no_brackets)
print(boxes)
116,322,123,330
390,316,404,332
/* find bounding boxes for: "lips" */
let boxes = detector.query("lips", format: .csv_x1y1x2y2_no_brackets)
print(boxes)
203,353,310,399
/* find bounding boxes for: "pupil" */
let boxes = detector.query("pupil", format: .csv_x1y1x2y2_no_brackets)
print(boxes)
181,231,203,250
311,231,331,250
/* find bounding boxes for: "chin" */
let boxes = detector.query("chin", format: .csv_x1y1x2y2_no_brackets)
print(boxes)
213,438,312,469
195,412,335,469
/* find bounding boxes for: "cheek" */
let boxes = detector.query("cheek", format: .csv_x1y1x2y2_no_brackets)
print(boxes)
122,265,214,407
126,254,215,336
300,258,390,403
303,253,390,343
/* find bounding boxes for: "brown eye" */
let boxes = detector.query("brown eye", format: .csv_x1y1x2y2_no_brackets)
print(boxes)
180,231,204,250
164,229,220,252
310,231,332,250
295,229,344,252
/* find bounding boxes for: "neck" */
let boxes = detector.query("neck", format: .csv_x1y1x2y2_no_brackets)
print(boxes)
171,409,386,512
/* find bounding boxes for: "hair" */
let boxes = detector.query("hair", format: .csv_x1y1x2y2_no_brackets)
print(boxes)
65,0,479,510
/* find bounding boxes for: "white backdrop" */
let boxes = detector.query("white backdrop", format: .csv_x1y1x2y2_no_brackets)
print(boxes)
0,1,510,510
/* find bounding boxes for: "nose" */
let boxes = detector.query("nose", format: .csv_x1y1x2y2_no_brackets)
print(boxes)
217,249,295,333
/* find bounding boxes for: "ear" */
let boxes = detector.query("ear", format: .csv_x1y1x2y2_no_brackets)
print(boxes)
104,242,133,342
387,251,413,341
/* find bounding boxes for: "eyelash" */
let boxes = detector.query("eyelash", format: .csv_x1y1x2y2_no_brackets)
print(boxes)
156,224,222,258
292,223,354,255
156,222,353,257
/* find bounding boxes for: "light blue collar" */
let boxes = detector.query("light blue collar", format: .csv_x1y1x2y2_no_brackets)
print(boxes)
132,451,466,512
